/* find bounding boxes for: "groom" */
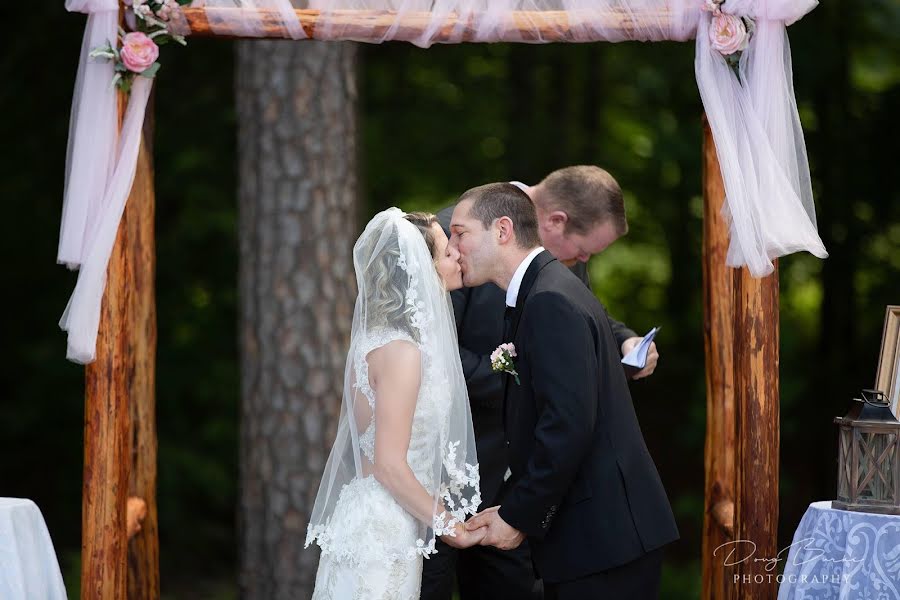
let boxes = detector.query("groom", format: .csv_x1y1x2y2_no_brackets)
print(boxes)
423,166,659,600
452,183,678,598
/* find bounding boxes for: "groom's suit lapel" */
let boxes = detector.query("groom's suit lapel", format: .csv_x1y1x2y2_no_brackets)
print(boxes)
502,250,557,429
505,250,556,344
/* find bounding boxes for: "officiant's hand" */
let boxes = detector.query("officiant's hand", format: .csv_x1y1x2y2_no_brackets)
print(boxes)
442,520,487,549
466,506,525,550
621,337,659,379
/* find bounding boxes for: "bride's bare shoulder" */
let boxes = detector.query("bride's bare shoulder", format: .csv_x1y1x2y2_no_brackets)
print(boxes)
366,338,421,381
366,339,421,370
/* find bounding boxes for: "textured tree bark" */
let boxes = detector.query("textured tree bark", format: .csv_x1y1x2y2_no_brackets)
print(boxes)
701,117,737,600
83,89,158,599
236,39,358,599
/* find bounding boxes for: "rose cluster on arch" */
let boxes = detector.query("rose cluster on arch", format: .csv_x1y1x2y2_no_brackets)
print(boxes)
702,0,756,71
89,0,191,93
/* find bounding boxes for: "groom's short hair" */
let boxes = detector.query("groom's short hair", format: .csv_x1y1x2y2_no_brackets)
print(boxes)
534,165,628,236
458,183,541,249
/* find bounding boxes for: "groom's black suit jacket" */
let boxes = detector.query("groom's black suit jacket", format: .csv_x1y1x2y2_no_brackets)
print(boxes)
436,207,637,507
497,251,679,584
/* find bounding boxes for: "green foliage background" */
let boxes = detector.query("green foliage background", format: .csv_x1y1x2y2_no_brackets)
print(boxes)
1,2,897,597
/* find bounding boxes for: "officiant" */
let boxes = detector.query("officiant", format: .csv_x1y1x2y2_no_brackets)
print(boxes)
422,165,660,600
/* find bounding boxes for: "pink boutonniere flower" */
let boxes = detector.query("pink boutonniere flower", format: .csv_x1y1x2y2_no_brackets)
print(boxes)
491,343,520,385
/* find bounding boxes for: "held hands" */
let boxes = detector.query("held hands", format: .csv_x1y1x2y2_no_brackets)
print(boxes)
621,337,659,380
442,520,487,549
464,505,525,551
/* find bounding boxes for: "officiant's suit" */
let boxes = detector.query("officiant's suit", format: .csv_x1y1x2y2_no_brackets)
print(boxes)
420,207,643,600
499,250,679,599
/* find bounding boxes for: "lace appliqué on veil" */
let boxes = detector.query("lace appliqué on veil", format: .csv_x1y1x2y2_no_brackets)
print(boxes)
397,251,481,542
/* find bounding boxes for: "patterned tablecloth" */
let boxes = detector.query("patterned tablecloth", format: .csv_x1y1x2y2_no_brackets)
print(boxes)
778,501,900,600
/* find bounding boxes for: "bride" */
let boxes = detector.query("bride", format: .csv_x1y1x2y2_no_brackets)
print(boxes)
305,208,484,599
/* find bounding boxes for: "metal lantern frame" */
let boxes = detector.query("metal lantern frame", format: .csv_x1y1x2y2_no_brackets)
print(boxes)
834,390,900,515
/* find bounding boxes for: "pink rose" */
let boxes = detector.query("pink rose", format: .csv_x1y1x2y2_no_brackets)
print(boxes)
709,13,748,55
120,32,159,73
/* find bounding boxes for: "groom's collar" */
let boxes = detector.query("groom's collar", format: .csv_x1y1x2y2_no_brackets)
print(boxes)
506,246,546,308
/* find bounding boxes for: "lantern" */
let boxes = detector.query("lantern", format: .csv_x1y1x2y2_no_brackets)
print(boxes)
834,389,900,514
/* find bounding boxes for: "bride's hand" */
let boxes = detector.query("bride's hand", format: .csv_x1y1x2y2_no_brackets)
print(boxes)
443,521,486,549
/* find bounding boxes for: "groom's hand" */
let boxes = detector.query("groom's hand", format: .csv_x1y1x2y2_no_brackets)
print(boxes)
442,521,487,549
466,506,525,550
621,337,659,380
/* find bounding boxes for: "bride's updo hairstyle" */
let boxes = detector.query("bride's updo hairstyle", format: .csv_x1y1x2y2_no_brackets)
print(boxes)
352,210,441,340
403,212,439,259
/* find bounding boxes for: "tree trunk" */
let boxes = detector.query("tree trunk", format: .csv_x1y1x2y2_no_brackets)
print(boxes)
235,39,358,599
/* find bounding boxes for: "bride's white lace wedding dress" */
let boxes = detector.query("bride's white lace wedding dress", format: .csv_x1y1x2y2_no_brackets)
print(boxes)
305,209,481,600
308,330,464,599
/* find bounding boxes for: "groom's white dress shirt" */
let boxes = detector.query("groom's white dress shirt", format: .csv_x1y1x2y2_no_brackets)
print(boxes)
506,246,545,308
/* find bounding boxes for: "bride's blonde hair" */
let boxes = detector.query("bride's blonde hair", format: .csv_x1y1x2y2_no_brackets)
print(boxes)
403,212,439,260
356,211,440,340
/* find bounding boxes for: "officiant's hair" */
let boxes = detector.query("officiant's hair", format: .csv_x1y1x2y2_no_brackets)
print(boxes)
535,166,628,236
458,183,541,249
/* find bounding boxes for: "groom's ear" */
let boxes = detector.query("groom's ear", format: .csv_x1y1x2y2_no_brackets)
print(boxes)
496,216,515,246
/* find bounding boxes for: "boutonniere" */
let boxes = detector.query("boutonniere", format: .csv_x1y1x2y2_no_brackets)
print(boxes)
491,343,520,385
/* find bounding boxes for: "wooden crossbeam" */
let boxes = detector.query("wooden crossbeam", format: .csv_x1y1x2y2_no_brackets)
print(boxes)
177,7,680,41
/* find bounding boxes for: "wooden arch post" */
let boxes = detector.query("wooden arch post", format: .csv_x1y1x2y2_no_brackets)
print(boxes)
81,58,160,600
701,118,780,600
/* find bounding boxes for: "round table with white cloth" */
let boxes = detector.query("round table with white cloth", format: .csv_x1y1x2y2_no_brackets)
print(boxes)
0,498,68,600
778,501,900,600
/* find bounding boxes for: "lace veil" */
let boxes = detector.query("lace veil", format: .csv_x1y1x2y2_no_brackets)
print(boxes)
306,207,481,560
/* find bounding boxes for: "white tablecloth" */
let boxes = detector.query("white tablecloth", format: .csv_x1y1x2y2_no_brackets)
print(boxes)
778,501,900,600
0,498,68,600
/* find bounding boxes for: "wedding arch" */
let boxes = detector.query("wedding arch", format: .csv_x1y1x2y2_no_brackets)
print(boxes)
61,1,826,598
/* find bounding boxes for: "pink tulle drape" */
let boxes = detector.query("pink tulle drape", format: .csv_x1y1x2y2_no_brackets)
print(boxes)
61,0,154,363
694,0,826,275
